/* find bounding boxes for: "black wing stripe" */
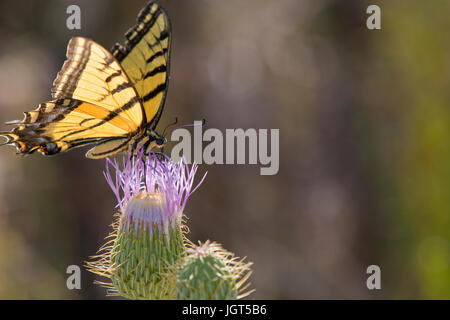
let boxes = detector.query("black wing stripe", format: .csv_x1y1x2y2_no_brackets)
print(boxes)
146,49,167,64
143,65,167,79
142,83,166,102
110,82,134,95
105,71,122,82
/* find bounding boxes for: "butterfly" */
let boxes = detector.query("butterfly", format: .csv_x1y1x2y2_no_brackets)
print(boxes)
0,1,171,159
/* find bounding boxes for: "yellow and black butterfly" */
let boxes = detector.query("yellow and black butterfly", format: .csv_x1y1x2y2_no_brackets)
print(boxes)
0,1,171,159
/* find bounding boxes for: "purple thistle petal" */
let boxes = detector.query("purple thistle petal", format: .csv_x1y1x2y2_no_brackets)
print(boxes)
104,150,207,229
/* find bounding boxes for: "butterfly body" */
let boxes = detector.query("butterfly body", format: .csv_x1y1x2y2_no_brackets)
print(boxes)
1,1,170,159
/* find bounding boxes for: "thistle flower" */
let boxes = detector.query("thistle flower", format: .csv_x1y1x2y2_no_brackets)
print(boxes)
86,151,206,300
176,241,254,300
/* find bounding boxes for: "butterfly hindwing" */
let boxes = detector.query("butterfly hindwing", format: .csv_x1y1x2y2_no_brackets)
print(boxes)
85,137,132,159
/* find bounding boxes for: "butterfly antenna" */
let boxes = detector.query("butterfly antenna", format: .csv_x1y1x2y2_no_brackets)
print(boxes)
176,118,206,129
162,118,207,141
162,117,178,137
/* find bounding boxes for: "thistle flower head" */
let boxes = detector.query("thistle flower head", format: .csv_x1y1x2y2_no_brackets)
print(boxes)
87,151,207,299
176,241,254,300
105,151,206,233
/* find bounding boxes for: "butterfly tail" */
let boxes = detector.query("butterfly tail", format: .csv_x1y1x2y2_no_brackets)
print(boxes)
0,130,41,155
0,132,15,146
1,115,28,146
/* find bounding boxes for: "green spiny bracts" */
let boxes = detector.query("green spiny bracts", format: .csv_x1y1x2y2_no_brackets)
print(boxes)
86,152,206,299
110,194,186,299
175,241,254,300
87,192,187,299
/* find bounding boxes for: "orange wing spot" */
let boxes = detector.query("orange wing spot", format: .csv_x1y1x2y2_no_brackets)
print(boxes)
17,141,26,151
75,103,137,132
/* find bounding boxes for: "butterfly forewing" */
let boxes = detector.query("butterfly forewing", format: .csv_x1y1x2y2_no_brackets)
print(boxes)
52,37,144,129
111,1,171,129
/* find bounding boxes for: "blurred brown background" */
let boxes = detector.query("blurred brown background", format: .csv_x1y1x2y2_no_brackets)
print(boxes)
0,0,449,299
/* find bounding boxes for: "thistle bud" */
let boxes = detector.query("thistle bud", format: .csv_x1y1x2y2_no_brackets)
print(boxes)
176,241,254,300
87,152,206,300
